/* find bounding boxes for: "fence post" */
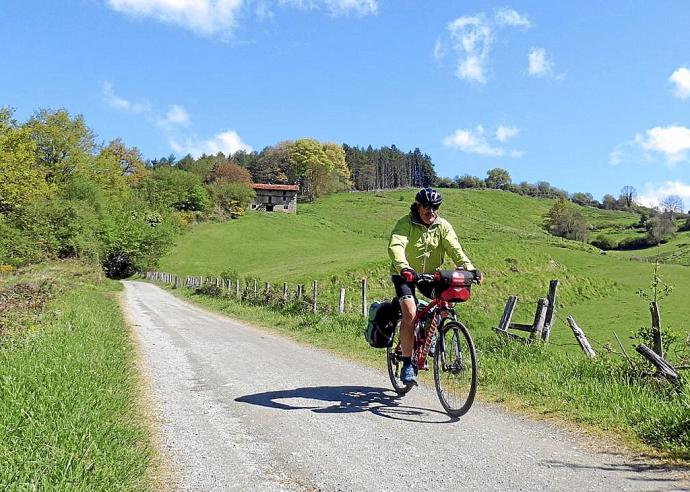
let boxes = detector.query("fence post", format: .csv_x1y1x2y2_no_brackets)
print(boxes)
567,316,596,358
361,278,368,316
297,284,303,301
253,279,258,298
339,287,346,314
236,279,241,298
495,296,518,333
312,280,318,313
283,282,288,300
635,344,679,382
530,298,549,341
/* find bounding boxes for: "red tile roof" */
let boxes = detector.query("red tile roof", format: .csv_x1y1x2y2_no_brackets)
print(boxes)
251,183,299,191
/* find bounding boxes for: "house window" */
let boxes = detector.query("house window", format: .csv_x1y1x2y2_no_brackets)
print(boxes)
284,205,289,209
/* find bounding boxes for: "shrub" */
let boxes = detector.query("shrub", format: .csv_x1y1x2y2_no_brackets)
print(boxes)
544,198,589,242
0,221,44,267
590,235,618,250
617,236,652,250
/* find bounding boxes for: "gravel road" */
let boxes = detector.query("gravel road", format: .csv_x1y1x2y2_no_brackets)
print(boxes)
122,280,688,491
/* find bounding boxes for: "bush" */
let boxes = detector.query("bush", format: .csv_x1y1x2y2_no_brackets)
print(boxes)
206,182,255,218
617,236,652,250
590,235,618,250
96,200,181,278
0,221,44,267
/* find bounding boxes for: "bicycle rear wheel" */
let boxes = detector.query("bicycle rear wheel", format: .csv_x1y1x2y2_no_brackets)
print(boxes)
433,320,477,417
387,324,413,395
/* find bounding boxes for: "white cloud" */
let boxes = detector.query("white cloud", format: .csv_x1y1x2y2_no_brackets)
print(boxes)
638,181,690,210
170,130,253,157
107,0,243,37
106,0,376,38
496,125,519,142
443,15,493,84
528,47,554,77
436,9,532,85
102,81,152,115
324,0,377,16
443,125,522,157
103,82,250,156
160,105,190,127
635,125,690,164
495,8,531,28
669,67,690,100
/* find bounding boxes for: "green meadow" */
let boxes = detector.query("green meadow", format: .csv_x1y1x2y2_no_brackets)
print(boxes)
160,189,690,354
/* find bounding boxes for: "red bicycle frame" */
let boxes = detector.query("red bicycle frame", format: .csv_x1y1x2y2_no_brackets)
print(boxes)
413,298,453,370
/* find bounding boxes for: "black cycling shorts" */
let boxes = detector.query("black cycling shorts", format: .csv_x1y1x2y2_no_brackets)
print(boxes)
391,275,416,303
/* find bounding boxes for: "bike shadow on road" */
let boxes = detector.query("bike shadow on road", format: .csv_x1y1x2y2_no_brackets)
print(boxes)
235,385,459,424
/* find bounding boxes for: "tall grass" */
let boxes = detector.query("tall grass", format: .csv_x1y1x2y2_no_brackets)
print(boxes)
0,264,158,490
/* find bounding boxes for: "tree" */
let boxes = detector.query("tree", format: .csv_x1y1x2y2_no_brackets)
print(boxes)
26,108,96,184
601,194,617,210
660,195,684,217
456,174,484,189
544,198,589,242
485,168,511,189
206,161,252,185
135,167,209,212
646,214,676,244
620,185,637,209
323,142,352,191
571,192,597,207
287,139,334,201
0,108,50,212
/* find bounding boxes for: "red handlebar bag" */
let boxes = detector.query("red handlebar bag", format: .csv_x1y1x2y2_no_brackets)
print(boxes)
434,270,472,302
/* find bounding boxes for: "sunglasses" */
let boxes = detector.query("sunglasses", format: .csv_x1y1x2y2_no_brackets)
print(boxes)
421,204,440,211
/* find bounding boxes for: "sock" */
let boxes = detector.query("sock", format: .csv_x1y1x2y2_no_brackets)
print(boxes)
402,356,412,365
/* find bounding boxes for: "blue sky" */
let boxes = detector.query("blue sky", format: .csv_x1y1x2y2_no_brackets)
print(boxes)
3,1,690,208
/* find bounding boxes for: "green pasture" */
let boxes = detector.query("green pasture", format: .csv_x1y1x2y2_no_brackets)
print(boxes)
160,189,689,353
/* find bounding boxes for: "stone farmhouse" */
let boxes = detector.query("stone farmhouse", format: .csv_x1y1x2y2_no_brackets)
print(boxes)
250,183,299,213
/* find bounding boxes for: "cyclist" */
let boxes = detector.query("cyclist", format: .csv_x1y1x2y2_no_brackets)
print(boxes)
388,187,482,386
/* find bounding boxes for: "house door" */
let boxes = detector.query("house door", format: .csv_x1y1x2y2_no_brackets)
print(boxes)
266,204,274,212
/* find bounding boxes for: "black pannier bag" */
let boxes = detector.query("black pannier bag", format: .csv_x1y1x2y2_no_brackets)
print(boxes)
365,299,401,348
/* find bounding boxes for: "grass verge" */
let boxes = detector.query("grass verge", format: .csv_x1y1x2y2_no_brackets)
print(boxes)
164,281,689,463
0,262,161,490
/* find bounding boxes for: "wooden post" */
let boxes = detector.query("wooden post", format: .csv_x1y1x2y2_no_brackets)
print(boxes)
496,296,518,332
339,287,346,314
283,282,288,300
174,276,180,289
567,316,596,358
265,282,271,293
530,298,549,341
236,279,240,297
297,284,303,301
650,302,663,357
312,280,318,313
542,280,559,342
635,344,679,382
361,278,368,316
253,279,258,297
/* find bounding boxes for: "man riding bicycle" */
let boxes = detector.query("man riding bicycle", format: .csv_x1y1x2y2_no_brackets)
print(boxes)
388,187,482,386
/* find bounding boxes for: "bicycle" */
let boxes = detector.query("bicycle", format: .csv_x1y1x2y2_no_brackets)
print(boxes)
386,269,480,417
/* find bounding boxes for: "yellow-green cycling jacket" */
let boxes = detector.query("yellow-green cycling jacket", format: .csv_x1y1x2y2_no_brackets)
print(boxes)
388,212,475,276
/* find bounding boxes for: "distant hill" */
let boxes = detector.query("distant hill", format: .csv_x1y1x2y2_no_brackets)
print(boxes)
159,189,689,352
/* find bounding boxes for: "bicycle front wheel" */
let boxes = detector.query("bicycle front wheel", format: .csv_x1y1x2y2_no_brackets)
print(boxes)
387,324,413,395
433,320,477,417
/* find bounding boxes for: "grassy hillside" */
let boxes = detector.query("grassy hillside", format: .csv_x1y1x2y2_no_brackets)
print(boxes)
159,189,690,353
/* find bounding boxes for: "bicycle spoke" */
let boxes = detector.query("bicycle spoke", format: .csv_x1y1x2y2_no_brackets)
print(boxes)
433,321,477,417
